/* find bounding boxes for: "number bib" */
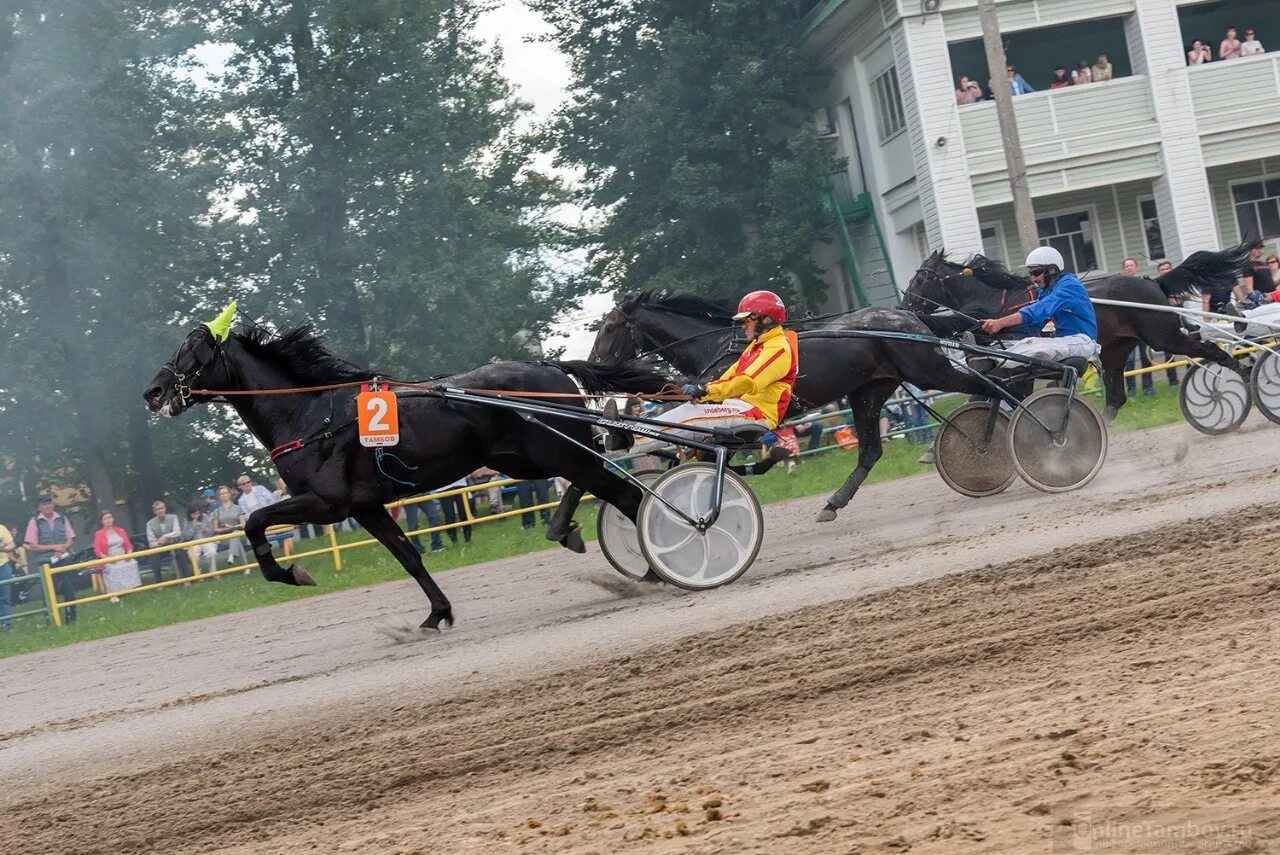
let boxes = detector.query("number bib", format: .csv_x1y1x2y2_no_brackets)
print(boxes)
357,389,400,447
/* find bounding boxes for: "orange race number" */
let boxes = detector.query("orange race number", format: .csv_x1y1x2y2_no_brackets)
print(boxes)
357,389,400,447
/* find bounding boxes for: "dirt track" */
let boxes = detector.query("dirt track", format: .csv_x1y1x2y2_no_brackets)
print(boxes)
3,416,1280,854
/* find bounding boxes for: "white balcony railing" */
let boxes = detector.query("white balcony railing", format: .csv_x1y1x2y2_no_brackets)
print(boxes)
1188,52,1280,167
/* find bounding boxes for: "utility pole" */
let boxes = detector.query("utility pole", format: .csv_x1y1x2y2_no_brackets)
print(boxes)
977,0,1039,257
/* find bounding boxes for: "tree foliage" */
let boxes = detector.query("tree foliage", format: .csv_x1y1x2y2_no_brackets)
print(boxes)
530,0,835,307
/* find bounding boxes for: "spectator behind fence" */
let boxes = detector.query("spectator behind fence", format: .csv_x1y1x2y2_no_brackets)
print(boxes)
1188,40,1212,65
200,487,216,513
1220,28,1241,60
1092,54,1113,82
147,500,192,580
211,485,247,565
0,519,17,631
183,503,218,574
1267,253,1279,285
236,473,275,516
515,479,554,531
24,495,77,622
435,478,472,545
1239,243,1276,307
1071,61,1092,85
1048,66,1070,89
1006,64,1034,96
1241,29,1265,56
93,511,142,594
955,75,982,104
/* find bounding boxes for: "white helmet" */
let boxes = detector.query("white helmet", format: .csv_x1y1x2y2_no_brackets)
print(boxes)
1025,246,1065,270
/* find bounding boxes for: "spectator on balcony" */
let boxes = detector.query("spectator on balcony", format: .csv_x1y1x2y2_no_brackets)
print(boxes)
1049,67,1070,90
1092,55,1113,82
1220,28,1242,60
955,75,983,104
1071,61,1092,85
1188,40,1212,66
1006,64,1034,96
93,511,142,594
1241,29,1265,57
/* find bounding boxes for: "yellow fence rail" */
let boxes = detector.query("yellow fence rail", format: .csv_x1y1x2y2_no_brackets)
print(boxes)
39,478,558,627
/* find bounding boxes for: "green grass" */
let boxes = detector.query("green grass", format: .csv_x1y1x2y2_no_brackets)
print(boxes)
0,379,1185,659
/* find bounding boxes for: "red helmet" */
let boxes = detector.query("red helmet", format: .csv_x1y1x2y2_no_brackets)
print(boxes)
732,290,787,324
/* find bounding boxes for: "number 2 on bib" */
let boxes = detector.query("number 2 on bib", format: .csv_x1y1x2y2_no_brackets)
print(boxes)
357,390,400,447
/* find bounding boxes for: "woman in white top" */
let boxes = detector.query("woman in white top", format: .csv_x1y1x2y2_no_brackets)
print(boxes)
1241,29,1265,56
1070,61,1092,85
1188,40,1212,65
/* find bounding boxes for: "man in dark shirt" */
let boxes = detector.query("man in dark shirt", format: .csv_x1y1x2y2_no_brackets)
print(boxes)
1240,245,1276,308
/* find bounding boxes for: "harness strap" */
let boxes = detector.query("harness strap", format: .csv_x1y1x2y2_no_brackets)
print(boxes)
269,419,358,461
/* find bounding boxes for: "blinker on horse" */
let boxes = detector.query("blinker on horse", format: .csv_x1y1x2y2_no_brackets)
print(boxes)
143,302,672,630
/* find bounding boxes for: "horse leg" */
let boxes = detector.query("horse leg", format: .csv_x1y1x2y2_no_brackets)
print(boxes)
1099,339,1135,421
817,380,899,523
545,485,587,553
243,493,342,586
353,507,454,630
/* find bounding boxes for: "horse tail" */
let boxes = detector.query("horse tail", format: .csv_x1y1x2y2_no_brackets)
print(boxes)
548,357,674,396
1156,239,1260,301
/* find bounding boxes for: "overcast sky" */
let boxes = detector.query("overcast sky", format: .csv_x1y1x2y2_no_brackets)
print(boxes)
476,1,613,359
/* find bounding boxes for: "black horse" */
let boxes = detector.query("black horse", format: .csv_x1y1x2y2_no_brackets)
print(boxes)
143,311,672,629
590,291,998,522
903,244,1257,419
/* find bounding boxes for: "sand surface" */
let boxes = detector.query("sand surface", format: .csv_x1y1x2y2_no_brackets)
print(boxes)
3,416,1279,854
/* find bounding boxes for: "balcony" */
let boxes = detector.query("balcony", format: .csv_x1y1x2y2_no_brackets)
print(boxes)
958,76,1162,207
1189,53,1280,166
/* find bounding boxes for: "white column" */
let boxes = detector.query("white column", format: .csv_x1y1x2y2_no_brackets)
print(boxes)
891,17,984,255
1127,0,1219,259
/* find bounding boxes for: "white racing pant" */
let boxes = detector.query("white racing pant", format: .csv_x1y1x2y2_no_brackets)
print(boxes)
632,399,770,454
999,333,1099,365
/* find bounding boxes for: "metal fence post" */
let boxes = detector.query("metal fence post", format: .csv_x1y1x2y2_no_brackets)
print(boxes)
328,524,343,572
41,565,62,628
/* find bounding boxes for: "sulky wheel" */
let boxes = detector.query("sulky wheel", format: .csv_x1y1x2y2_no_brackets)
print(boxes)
1251,348,1280,426
636,463,763,590
1179,362,1251,435
1007,389,1108,493
933,402,1016,498
596,470,662,583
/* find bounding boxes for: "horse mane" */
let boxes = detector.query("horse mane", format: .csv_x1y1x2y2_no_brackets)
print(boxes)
628,289,736,321
961,253,1033,292
233,320,375,385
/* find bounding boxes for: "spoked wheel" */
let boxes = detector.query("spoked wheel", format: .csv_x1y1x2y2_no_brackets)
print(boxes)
1007,389,1108,493
596,470,661,583
637,463,763,590
933,402,1016,497
1251,348,1280,425
1179,362,1251,435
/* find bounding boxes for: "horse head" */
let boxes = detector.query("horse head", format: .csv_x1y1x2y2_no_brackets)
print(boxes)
902,249,955,313
143,301,238,417
588,293,647,363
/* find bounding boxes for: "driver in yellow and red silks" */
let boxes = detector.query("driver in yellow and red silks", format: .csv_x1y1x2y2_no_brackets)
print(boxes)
645,290,799,446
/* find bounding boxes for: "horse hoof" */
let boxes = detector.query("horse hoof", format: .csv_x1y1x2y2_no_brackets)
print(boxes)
420,608,454,631
290,564,317,586
560,527,586,554
816,506,838,523
1103,406,1118,422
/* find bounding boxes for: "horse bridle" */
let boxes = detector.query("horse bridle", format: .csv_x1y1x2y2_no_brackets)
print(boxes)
158,326,227,411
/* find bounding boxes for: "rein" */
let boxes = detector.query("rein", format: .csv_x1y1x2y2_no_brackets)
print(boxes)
190,378,693,401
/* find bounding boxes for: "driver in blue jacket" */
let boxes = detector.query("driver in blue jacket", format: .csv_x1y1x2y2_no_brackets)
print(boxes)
979,246,1100,364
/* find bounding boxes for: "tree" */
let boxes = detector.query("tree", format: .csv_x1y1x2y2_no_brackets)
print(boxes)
0,1,226,520
530,0,836,308
208,0,587,376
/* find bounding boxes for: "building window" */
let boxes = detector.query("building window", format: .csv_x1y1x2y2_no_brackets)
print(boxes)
870,66,906,142
1139,198,1165,260
1232,177,1280,240
980,222,1007,262
1036,209,1099,273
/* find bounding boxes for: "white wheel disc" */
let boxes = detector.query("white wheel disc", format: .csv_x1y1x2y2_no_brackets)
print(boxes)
596,471,661,582
1180,363,1250,435
933,402,1016,498
1250,349,1280,426
1007,389,1108,493
637,464,763,590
